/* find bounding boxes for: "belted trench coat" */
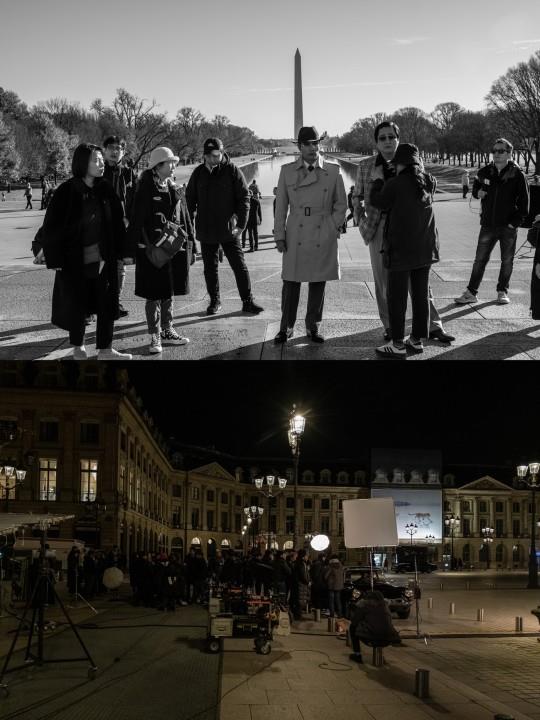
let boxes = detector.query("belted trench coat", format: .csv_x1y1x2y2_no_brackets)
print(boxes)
274,158,347,282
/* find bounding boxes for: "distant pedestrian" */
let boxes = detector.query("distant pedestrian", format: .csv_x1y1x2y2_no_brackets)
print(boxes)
242,190,262,251
370,143,440,358
129,146,193,355
103,135,137,319
40,143,133,360
343,185,355,231
185,137,264,316
249,179,261,198
24,182,33,209
1,191,5,201
462,171,470,199
273,126,346,344
455,138,529,306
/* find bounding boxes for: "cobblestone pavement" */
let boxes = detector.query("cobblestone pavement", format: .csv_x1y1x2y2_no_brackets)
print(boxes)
0,600,219,720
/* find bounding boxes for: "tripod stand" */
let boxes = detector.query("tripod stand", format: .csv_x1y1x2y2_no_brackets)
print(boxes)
0,529,97,695
67,567,97,614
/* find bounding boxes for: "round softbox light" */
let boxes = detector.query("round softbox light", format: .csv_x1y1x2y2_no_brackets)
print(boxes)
103,566,124,590
310,534,330,551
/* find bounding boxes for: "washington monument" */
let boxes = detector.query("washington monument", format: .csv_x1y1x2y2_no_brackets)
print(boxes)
294,48,303,137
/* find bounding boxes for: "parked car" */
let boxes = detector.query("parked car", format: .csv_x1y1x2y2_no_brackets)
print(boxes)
393,559,437,574
341,565,413,619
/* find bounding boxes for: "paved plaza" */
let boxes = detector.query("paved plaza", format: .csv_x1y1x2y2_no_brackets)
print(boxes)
1,571,540,719
0,160,538,360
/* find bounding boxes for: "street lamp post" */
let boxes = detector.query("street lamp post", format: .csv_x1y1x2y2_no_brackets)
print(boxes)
481,527,494,569
243,506,264,550
517,462,540,589
0,464,26,512
444,514,460,570
253,475,287,550
288,405,305,550
405,523,418,545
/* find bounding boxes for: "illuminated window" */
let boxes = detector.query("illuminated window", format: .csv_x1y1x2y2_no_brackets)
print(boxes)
80,459,98,502
39,458,57,501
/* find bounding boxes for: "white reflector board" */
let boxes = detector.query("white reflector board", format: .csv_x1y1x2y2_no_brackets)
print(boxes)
343,497,398,548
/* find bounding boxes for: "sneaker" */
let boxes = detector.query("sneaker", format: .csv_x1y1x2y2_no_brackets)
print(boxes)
454,289,478,305
497,291,510,305
206,299,222,315
405,337,424,353
242,299,264,314
161,327,189,345
97,348,133,360
274,329,293,344
72,346,88,360
375,343,406,358
149,334,162,354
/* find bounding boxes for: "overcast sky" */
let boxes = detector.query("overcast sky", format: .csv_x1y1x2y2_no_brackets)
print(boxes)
2,0,540,138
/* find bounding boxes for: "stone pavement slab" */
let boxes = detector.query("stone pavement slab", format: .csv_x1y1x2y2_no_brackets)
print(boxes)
1,173,538,360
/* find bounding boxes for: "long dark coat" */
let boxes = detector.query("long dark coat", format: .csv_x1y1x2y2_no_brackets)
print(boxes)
532,239,540,320
40,177,128,332
370,169,439,272
129,170,193,301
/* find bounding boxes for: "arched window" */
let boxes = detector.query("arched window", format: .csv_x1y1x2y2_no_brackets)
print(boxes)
283,540,294,550
190,536,201,546
302,470,314,484
337,471,349,485
320,469,331,484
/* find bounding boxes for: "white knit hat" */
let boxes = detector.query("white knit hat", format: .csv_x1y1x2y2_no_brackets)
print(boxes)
148,147,179,169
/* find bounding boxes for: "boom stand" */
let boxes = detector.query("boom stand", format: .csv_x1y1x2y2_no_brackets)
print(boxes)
0,523,97,694
412,554,428,644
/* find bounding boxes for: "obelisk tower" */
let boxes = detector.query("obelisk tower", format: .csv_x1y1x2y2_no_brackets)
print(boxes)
294,49,303,139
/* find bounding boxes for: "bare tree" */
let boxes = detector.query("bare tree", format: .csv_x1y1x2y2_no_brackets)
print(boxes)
486,50,540,172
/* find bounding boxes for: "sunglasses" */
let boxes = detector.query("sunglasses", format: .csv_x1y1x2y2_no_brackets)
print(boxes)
492,148,509,154
378,135,397,142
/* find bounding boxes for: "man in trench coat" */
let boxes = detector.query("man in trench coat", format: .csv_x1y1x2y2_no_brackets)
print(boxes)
274,126,347,343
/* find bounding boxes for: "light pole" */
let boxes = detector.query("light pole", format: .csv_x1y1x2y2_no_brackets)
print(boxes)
444,514,460,570
405,523,418,545
288,405,305,550
243,505,264,550
253,475,287,550
517,462,540,589
481,527,494,569
0,464,26,513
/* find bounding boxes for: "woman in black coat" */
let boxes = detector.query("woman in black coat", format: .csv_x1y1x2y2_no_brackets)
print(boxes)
41,143,133,360
129,147,194,355
530,216,540,319
370,143,440,358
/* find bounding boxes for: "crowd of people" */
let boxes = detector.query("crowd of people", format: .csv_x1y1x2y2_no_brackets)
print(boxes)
26,126,540,359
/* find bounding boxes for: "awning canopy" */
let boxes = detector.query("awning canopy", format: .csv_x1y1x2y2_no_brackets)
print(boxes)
0,513,75,534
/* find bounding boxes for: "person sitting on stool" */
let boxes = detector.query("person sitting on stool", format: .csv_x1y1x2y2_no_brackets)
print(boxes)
348,590,400,664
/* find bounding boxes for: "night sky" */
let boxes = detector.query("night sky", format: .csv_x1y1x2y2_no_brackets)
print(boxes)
124,363,540,468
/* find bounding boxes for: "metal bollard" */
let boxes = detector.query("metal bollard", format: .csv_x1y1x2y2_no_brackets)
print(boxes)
414,668,430,698
372,646,384,667
466,581,471,590
439,582,444,591
313,608,321,622
327,617,336,633
427,597,433,609
449,602,455,615
477,608,485,622
515,616,523,632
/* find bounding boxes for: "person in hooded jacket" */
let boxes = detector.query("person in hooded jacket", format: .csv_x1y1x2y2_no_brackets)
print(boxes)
530,212,540,320
370,143,439,358
323,554,344,618
185,137,264,316
290,549,310,620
